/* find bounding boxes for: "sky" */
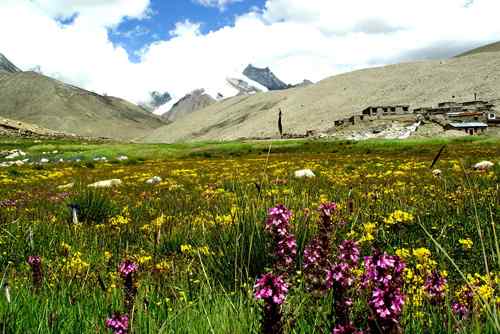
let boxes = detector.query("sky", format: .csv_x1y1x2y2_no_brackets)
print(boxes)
0,0,499,110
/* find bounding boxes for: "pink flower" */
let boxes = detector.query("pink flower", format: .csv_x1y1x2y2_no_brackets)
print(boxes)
28,256,41,267
105,313,129,334
118,260,138,278
254,273,288,305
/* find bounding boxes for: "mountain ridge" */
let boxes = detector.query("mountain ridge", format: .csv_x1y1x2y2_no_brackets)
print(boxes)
142,52,500,143
0,64,167,140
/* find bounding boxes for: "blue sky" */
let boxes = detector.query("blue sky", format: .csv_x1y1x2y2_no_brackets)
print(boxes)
110,0,265,62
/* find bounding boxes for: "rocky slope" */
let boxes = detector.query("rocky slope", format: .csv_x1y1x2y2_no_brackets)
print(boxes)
0,54,167,140
162,89,216,122
143,52,500,143
0,117,78,139
243,65,289,90
0,53,21,73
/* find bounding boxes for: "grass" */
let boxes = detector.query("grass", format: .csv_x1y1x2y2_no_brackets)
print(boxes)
0,137,498,333
0,136,498,162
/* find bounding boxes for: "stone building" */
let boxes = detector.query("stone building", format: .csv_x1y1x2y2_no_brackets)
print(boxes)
361,105,411,117
444,122,488,135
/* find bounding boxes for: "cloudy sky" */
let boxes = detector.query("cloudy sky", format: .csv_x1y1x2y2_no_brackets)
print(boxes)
1,0,499,106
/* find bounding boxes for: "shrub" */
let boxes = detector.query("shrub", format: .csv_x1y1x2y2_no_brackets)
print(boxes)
66,188,118,225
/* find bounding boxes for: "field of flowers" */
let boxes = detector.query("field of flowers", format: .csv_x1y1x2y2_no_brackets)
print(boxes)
0,139,498,333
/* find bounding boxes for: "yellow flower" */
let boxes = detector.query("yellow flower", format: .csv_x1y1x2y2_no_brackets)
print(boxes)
63,251,89,277
153,214,165,228
181,244,193,254
384,210,414,226
396,248,411,260
412,248,431,261
138,255,152,264
477,285,493,301
109,214,129,227
459,238,473,250
155,260,171,272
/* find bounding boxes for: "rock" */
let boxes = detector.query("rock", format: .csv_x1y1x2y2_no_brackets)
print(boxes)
88,179,122,188
432,169,442,177
5,150,26,159
243,64,289,90
93,157,107,162
12,160,24,166
473,161,494,171
294,169,316,178
116,155,128,161
57,183,74,190
146,176,162,185
40,158,49,163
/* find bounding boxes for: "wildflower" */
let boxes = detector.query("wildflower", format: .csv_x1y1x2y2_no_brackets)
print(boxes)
275,233,297,271
118,260,138,279
180,244,193,254
265,204,292,237
318,201,337,233
384,210,414,226
363,251,405,333
360,223,376,243
118,260,138,314
264,204,297,275
105,313,129,334
63,251,90,277
424,270,447,303
27,256,42,289
477,284,494,301
328,241,361,330
254,273,288,334
412,248,431,262
458,238,473,250
303,237,331,295
332,323,365,334
152,214,165,228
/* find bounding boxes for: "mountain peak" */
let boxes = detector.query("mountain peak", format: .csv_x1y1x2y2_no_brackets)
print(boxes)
243,64,289,91
0,53,21,73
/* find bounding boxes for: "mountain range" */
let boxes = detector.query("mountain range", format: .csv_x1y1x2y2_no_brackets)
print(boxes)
0,41,499,142
143,46,500,142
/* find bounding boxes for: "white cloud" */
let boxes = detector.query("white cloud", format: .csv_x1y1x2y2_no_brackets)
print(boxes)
1,0,500,111
193,0,242,11
169,20,202,37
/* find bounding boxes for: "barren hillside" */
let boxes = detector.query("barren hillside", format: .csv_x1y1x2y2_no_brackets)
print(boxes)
143,52,500,143
0,71,167,140
457,41,500,57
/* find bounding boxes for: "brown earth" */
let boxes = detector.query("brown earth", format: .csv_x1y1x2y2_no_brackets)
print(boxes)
143,52,500,143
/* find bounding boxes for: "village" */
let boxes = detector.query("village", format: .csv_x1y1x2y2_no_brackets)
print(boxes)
333,99,499,135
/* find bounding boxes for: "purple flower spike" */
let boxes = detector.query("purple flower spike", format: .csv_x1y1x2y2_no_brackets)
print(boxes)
105,313,129,334
424,270,447,303
254,273,289,305
266,204,292,237
28,256,41,267
118,260,138,279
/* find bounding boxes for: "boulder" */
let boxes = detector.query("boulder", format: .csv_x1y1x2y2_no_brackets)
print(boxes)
57,183,74,190
294,169,316,178
5,150,26,160
88,179,122,188
116,155,129,161
473,161,494,171
432,169,442,177
146,176,162,185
